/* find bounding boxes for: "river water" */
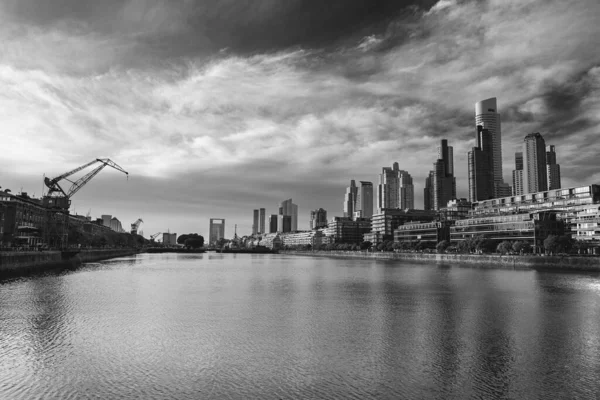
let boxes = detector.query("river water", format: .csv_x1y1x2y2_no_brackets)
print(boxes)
1,253,599,399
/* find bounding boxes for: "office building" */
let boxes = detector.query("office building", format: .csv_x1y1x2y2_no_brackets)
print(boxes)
101,215,111,227
279,199,298,231
343,180,358,218
355,181,373,219
163,232,177,246
209,218,225,244
268,214,278,233
259,208,266,234
424,171,434,210
523,132,548,194
432,139,456,210
324,217,372,244
367,208,437,245
546,145,561,190
468,125,494,202
310,208,328,230
252,209,259,235
475,97,505,197
278,215,292,233
513,152,524,196
377,163,414,212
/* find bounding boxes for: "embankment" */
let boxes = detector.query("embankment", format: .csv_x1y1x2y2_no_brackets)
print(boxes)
282,251,600,272
0,249,139,278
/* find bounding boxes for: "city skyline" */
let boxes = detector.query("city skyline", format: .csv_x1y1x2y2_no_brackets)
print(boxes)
1,0,599,239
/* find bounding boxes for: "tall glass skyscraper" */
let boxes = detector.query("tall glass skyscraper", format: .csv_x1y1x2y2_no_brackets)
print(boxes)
523,132,548,194
475,98,504,197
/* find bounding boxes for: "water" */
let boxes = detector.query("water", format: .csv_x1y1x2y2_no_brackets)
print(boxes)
1,253,600,399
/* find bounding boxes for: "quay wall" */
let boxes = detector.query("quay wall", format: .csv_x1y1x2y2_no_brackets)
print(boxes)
0,249,139,277
282,251,600,272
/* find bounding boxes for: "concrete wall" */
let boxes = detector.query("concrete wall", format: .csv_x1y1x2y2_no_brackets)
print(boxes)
282,251,600,272
0,249,139,277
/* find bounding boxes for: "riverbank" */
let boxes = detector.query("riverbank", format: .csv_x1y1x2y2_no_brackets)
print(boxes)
145,247,205,254
282,250,600,272
0,249,140,278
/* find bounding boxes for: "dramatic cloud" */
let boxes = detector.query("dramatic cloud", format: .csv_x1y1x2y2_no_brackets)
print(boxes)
1,0,599,236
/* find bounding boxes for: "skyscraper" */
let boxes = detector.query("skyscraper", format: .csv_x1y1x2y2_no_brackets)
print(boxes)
468,125,494,202
432,139,456,210
355,181,373,219
209,218,225,244
252,209,259,235
268,215,278,233
512,152,524,196
343,180,358,218
279,199,298,231
310,208,328,229
475,98,504,197
523,132,548,194
377,163,414,212
259,208,266,234
546,145,561,190
424,171,434,210
278,215,292,233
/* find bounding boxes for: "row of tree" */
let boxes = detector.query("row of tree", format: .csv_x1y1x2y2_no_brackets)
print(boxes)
176,234,205,249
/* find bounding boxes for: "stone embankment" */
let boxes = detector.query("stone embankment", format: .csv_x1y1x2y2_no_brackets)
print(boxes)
0,249,139,277
282,251,600,272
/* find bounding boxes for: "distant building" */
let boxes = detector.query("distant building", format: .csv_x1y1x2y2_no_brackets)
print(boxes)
324,217,372,244
475,97,505,197
468,125,494,202
268,214,278,233
355,181,373,219
310,208,328,230
432,139,456,210
259,208,266,234
343,180,358,218
110,217,124,233
523,132,548,194
512,152,524,196
279,199,298,231
377,163,414,213
278,215,292,233
101,215,112,227
209,218,225,244
252,209,259,235
163,232,177,246
546,145,561,190
424,171,434,210
368,208,437,245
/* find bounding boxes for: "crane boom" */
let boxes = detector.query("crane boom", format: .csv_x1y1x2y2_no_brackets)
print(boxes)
131,218,143,235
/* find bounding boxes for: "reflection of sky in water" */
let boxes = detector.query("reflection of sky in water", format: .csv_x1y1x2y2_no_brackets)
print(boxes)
1,254,599,399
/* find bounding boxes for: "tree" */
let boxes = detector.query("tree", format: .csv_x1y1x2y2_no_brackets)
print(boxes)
360,241,372,250
185,236,204,248
385,241,395,252
512,241,531,255
456,240,470,254
544,235,559,255
496,241,513,255
436,240,450,253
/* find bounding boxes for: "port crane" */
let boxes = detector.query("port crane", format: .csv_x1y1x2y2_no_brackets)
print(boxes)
43,158,128,249
150,232,162,242
131,218,143,235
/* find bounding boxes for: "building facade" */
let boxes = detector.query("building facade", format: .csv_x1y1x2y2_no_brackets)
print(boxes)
512,152,524,196
323,217,372,244
523,132,548,194
468,125,494,202
424,171,434,210
343,180,358,218
209,218,225,244
546,145,561,190
310,208,328,230
0,192,46,248
475,97,504,197
278,215,292,233
377,163,414,212
252,209,259,235
268,214,278,233
163,232,177,246
259,208,266,234
371,208,437,241
279,199,298,232
394,221,452,248
355,181,373,219
433,139,456,210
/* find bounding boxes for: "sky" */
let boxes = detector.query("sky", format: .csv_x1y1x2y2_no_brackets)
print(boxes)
1,0,599,239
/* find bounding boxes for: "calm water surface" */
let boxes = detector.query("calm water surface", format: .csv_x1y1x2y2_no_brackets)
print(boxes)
1,253,600,399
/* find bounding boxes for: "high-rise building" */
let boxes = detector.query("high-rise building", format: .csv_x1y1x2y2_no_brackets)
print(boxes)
252,209,259,235
163,232,177,246
279,199,298,231
377,163,414,212
259,208,266,234
546,145,561,190
432,139,456,210
475,98,504,197
424,171,434,210
268,214,278,233
310,208,328,230
278,215,292,233
209,218,225,244
512,152,524,196
468,125,494,202
523,132,548,194
355,181,373,219
343,180,358,218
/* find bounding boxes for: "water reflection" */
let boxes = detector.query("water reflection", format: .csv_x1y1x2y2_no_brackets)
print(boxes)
1,254,599,399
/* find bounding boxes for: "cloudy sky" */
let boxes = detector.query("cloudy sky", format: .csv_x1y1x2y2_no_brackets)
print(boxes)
1,0,599,238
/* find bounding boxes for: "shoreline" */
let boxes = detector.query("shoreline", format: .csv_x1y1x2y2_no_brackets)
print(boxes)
281,250,600,272
0,249,140,279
